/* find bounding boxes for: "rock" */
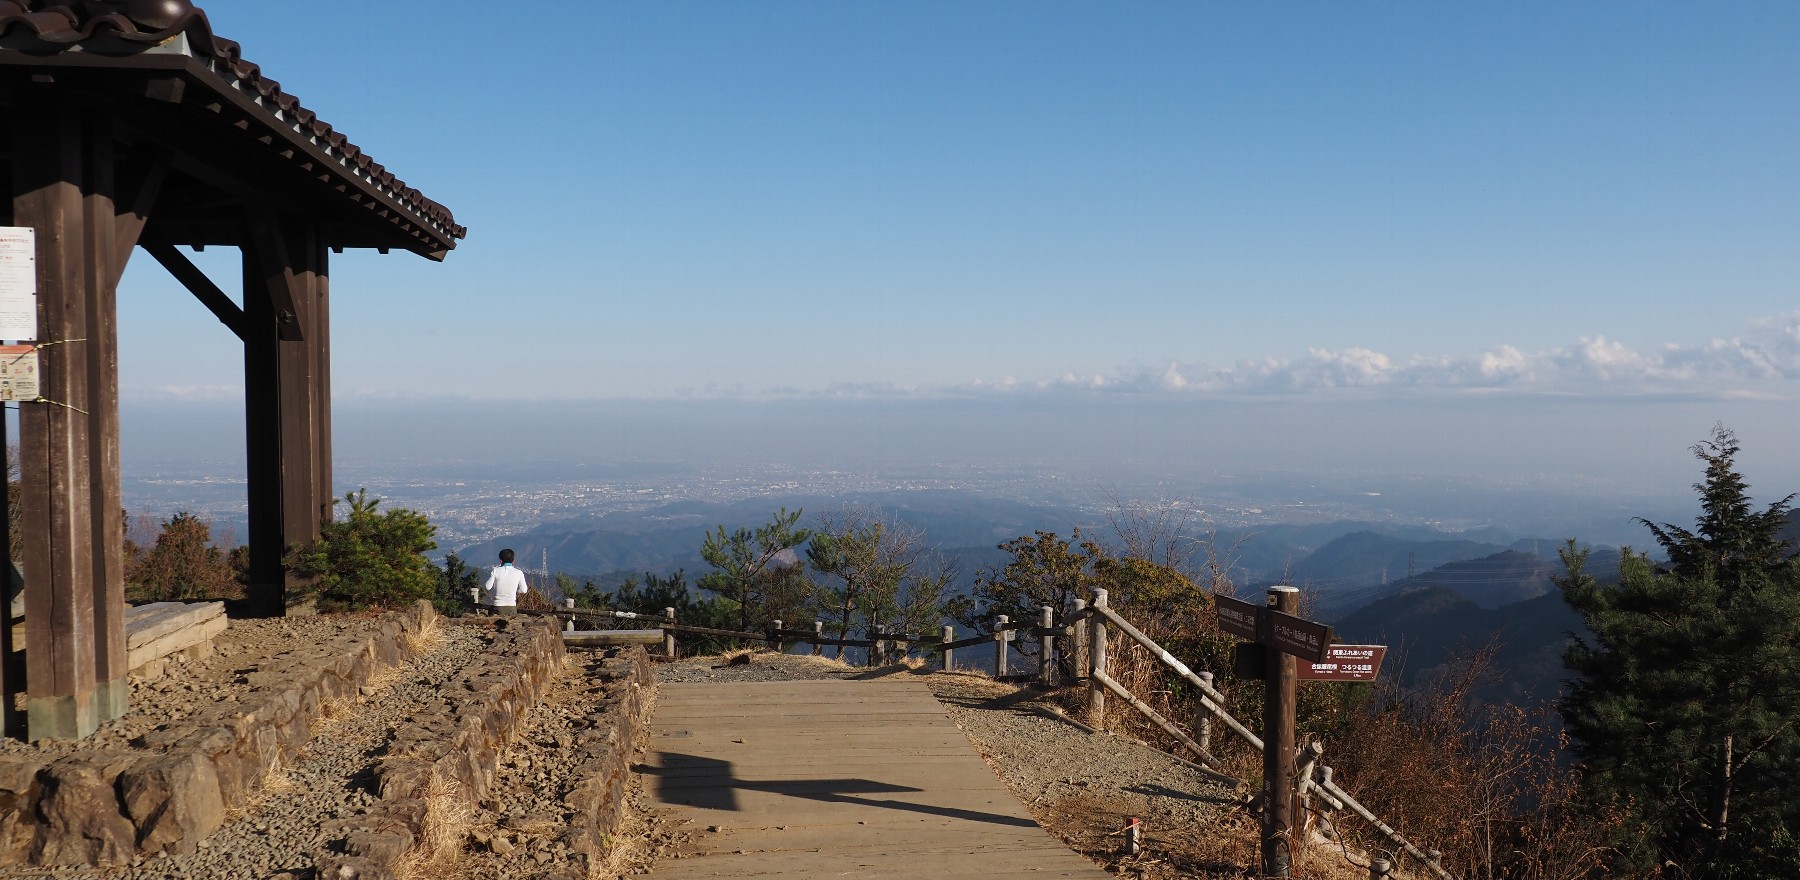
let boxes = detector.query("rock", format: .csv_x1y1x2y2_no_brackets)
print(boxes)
491,834,515,855
31,757,138,866
120,749,227,856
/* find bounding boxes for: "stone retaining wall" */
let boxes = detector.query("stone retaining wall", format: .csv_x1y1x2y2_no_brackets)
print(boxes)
555,647,653,878
0,601,439,867
312,633,652,880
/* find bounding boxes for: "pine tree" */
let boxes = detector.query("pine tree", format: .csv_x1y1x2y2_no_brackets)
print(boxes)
1558,427,1800,876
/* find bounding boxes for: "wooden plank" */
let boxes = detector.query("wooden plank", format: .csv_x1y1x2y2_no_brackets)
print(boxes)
564,630,663,647
125,601,224,650
124,601,185,623
642,679,1110,879
127,612,228,670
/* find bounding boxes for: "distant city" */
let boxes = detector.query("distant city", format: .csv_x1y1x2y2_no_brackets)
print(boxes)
121,454,1692,557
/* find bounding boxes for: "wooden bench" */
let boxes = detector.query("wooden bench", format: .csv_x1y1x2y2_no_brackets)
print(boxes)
125,601,228,680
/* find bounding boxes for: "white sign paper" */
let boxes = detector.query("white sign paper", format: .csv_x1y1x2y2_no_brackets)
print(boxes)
0,227,38,341
0,346,39,401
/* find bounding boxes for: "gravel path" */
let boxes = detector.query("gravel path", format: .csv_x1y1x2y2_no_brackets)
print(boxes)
643,654,1249,880
1,621,492,880
1,616,401,761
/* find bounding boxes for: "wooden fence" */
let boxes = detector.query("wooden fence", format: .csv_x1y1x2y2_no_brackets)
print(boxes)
530,597,1452,880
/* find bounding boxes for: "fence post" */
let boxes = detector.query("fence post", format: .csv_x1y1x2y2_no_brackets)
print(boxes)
1089,589,1108,727
772,620,783,654
1368,858,1392,880
995,615,1009,678
942,625,954,671
896,630,909,663
663,607,677,658
1262,585,1300,879
813,620,823,656
1072,598,1089,681
1039,606,1055,686
1196,670,1214,755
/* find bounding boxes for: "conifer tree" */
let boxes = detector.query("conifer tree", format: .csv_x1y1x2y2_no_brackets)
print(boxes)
1558,427,1800,876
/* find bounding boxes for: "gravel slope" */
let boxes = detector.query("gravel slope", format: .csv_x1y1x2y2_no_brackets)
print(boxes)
1,622,490,880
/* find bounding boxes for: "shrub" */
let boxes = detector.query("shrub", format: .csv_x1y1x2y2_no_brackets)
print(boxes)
286,489,439,612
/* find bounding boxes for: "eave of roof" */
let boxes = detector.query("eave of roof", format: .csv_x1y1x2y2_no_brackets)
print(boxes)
0,1,466,257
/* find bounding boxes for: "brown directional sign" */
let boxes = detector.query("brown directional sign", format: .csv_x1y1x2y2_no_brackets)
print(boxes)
1214,594,1262,640
1267,610,1334,663
1296,644,1388,682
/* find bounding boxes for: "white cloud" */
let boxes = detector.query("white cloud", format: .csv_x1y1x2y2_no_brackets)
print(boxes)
959,312,1800,400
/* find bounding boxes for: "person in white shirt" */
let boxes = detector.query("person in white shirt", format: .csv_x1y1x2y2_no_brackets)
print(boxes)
483,548,529,617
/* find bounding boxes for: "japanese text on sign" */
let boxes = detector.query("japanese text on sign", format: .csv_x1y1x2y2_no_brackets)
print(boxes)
1296,645,1388,682
0,345,40,401
0,227,37,341
1213,593,1261,640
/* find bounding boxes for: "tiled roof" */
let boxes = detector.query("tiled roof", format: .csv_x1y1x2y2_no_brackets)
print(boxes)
0,1,466,249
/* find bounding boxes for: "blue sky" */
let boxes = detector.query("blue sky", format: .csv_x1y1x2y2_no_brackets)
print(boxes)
109,3,1799,487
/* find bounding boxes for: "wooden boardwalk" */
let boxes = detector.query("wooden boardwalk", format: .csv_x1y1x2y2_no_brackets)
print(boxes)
642,678,1112,878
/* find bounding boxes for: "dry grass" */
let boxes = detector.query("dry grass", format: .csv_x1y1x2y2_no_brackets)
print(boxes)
401,613,445,656
397,772,477,880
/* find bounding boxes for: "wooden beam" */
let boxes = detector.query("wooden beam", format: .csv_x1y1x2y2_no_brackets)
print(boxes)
245,208,305,342
11,94,99,740
142,240,246,340
109,144,171,279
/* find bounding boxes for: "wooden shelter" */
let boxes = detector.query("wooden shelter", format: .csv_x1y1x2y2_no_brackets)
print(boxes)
0,1,463,740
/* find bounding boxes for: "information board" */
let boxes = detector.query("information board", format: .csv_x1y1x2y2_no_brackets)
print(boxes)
0,227,37,341
0,345,39,401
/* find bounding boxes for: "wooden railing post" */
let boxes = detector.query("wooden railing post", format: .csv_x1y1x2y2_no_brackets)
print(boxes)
942,625,954,671
1262,585,1300,879
994,615,1009,678
1038,606,1055,686
1197,670,1214,754
1368,858,1392,880
1072,598,1089,681
771,620,783,654
663,607,677,658
813,620,823,656
896,631,909,662
1089,589,1109,727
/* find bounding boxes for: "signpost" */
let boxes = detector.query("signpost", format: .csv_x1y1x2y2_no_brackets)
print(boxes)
1212,587,1386,879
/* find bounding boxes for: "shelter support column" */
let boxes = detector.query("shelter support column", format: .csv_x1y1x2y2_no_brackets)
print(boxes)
11,97,99,739
242,211,331,616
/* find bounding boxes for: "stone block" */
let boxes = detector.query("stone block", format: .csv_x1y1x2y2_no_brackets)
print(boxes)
120,749,225,855
31,756,137,866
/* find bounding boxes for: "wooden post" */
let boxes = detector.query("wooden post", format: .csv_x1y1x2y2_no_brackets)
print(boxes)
0,465,14,739
1038,606,1055,686
1369,858,1392,880
78,114,128,726
942,625,954,671
1196,670,1214,755
1089,589,1108,727
663,607,677,658
994,615,1008,678
812,620,823,656
1072,598,1089,681
1262,585,1300,878
771,620,783,654
242,211,331,617
14,97,99,740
